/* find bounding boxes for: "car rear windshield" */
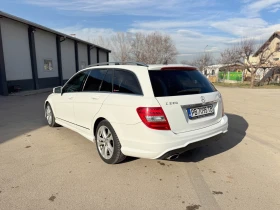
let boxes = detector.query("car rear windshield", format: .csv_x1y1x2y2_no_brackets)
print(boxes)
148,69,216,97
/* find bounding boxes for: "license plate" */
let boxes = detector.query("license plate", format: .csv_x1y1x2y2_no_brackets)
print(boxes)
187,104,214,119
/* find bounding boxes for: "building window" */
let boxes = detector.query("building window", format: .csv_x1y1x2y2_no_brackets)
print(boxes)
211,70,215,75
273,58,279,61
44,59,53,71
276,42,280,51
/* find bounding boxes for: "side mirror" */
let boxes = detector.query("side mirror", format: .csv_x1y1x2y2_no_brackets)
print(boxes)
53,86,62,94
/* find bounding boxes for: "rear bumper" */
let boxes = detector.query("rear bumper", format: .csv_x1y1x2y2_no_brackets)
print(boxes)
111,115,228,159
157,133,224,159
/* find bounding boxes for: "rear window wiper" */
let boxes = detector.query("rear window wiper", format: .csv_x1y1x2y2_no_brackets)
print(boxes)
176,88,201,94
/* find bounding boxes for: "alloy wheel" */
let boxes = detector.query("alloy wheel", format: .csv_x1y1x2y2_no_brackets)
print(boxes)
46,105,53,125
97,125,114,159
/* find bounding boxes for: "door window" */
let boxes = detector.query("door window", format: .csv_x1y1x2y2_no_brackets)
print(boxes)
83,69,107,92
113,70,142,95
63,71,88,93
100,70,113,92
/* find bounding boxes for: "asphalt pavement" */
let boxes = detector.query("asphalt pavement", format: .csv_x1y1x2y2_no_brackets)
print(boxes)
0,87,280,210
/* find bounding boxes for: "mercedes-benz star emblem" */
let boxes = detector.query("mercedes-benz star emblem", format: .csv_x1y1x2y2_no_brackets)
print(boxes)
201,96,206,104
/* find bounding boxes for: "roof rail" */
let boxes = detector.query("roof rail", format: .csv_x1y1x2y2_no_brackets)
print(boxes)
86,61,149,68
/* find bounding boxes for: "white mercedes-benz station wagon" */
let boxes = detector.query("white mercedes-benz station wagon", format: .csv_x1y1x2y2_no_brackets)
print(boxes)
45,62,228,164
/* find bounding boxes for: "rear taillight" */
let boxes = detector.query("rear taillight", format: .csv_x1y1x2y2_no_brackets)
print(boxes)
136,107,170,130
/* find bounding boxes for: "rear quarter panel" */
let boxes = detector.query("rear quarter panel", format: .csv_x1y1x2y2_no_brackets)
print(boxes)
93,94,160,125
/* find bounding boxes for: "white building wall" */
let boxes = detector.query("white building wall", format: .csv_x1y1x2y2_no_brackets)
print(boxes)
78,43,87,70
1,18,32,81
256,68,271,80
61,39,76,80
204,65,222,76
99,50,107,63
34,29,58,78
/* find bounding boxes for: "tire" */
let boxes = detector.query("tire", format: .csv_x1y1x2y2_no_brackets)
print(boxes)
45,103,59,127
95,120,126,164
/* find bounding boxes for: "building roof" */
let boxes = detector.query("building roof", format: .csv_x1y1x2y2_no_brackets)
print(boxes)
219,63,246,71
253,31,280,57
205,64,224,68
0,10,111,53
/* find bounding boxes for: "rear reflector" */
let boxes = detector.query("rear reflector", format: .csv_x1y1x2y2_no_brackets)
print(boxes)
136,107,170,130
160,67,197,71
221,96,225,116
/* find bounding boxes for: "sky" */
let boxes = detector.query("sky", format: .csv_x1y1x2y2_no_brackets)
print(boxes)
1,0,280,62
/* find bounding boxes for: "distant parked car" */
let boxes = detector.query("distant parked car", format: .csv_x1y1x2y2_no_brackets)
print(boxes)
44,62,228,164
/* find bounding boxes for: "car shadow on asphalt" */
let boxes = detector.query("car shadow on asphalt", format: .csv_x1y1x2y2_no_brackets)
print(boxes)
0,93,49,144
176,113,248,163
122,156,139,163
123,113,248,164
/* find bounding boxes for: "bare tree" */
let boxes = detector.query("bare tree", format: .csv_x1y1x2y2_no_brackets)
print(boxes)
158,33,178,64
130,32,147,63
219,39,277,88
189,53,214,74
90,33,133,62
90,35,111,49
110,32,133,62
130,32,178,64
180,60,190,65
89,31,177,64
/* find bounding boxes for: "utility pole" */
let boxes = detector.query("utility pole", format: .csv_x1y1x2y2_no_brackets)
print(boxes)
203,45,208,75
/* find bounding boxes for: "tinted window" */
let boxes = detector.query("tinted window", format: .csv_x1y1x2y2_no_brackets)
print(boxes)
113,70,142,95
63,71,88,93
83,69,107,92
149,70,216,97
100,70,113,92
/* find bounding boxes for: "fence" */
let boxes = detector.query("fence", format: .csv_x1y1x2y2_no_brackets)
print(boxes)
218,72,243,82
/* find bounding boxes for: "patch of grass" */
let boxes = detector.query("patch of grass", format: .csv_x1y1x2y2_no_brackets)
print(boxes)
213,82,280,89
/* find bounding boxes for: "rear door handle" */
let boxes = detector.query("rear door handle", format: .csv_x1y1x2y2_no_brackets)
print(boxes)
68,96,73,99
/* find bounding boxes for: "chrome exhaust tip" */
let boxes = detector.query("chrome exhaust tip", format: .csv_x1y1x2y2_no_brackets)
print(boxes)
166,153,179,160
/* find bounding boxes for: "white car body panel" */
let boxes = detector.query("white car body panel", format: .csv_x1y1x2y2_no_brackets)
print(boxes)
156,92,223,133
53,92,76,123
73,92,111,130
113,115,228,159
55,118,94,141
45,64,228,159
98,94,159,124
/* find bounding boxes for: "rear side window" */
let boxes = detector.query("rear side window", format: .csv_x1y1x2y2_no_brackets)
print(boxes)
149,70,216,97
113,70,142,95
83,69,107,92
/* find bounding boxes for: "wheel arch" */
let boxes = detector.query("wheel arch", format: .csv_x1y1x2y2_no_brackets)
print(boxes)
44,98,56,117
93,117,106,139
44,101,50,108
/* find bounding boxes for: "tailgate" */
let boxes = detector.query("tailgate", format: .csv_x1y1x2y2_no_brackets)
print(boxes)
148,67,222,133
156,92,222,133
